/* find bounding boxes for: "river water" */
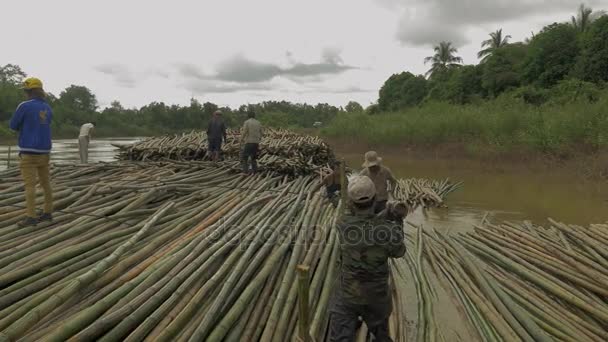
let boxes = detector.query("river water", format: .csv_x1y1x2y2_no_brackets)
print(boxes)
1,138,606,228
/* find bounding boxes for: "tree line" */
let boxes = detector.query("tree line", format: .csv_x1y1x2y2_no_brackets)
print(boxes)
1,65,364,140
377,4,608,112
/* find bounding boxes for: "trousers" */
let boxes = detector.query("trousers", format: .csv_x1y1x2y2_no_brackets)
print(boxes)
78,136,89,163
20,154,53,218
241,143,259,173
329,296,393,342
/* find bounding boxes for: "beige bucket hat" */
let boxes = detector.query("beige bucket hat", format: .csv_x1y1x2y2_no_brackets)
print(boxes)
348,176,376,203
362,151,382,168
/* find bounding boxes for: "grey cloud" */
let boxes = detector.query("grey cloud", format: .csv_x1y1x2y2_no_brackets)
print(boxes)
379,0,602,46
174,51,357,87
183,79,275,94
215,55,282,82
175,63,207,80
94,63,136,88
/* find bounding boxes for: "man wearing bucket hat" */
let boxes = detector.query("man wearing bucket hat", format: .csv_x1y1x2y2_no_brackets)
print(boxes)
329,175,406,342
360,151,397,214
9,77,54,227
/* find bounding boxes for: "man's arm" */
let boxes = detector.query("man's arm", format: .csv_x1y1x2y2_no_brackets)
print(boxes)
222,122,227,141
387,224,406,258
241,121,249,143
9,104,26,131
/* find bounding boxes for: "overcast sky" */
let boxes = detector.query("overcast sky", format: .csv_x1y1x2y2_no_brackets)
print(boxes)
2,0,606,109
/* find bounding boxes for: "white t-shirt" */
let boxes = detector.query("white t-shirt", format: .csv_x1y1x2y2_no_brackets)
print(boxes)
79,123,95,137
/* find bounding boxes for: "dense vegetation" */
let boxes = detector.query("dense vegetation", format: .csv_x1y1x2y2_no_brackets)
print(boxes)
325,5,608,155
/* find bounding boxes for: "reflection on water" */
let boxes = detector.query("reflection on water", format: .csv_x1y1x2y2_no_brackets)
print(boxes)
0,138,141,171
2,139,606,228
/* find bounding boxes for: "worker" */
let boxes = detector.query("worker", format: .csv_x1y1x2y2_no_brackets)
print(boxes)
78,121,96,163
360,151,397,214
207,110,227,162
330,176,406,342
240,111,263,174
9,77,54,227
322,160,347,207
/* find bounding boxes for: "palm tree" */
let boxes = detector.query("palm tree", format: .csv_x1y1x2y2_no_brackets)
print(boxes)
478,29,511,61
571,3,606,32
424,41,463,78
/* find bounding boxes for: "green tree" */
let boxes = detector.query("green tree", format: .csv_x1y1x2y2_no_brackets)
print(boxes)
424,42,463,78
378,72,428,111
443,65,484,104
575,16,608,83
523,23,580,87
478,29,511,62
0,64,27,85
482,43,528,97
344,101,363,113
571,3,606,32
58,85,98,113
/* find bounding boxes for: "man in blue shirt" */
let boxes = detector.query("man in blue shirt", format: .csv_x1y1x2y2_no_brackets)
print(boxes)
9,77,54,227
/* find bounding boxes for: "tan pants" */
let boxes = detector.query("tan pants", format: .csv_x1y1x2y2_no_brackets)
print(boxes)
78,136,89,163
20,154,53,218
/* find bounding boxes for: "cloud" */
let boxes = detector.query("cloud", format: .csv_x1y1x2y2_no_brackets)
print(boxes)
174,49,359,94
215,55,283,82
375,0,597,46
94,63,136,88
183,80,276,94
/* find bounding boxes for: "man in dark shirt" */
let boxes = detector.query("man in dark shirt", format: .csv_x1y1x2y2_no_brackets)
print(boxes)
207,110,227,162
330,176,406,342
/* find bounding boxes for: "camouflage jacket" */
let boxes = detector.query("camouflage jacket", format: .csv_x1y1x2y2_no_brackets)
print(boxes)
334,208,406,305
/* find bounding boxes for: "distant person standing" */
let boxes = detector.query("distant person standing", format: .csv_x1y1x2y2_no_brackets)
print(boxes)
240,111,263,174
207,110,227,162
322,160,348,207
78,122,95,163
9,77,54,227
360,151,397,213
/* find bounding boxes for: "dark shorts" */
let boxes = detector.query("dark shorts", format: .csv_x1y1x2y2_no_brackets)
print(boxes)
242,143,259,157
329,296,392,342
208,138,222,152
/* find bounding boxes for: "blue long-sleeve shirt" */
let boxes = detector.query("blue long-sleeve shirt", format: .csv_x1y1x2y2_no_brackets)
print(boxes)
9,98,53,154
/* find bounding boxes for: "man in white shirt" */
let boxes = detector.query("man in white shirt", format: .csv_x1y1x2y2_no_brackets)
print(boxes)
78,122,95,163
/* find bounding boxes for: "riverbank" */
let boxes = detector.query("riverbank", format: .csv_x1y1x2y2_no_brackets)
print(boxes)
322,93,608,159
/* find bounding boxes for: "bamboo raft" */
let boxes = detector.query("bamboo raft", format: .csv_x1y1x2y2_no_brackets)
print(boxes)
392,220,608,342
1,139,606,341
116,129,336,177
0,160,458,341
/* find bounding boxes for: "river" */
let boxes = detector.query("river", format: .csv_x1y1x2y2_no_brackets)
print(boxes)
1,138,606,228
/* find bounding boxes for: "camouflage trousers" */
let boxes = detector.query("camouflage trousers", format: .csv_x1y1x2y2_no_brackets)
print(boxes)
329,297,393,342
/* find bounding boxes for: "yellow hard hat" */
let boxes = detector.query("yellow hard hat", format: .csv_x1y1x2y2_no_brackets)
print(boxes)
21,77,43,90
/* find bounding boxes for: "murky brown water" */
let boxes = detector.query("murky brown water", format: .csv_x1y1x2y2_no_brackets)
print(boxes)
339,150,607,229
2,139,606,228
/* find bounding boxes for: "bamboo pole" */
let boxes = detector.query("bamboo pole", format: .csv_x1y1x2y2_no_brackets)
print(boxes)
6,146,11,169
296,265,312,342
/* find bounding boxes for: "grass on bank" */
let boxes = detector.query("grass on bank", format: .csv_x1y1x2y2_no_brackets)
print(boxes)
322,91,608,157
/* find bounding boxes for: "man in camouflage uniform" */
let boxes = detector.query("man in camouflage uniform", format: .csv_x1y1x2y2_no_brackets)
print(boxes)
330,176,406,342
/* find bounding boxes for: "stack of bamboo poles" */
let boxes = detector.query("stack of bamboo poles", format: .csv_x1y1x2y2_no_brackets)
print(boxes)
0,161,341,341
394,178,461,209
391,220,608,342
116,129,335,177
